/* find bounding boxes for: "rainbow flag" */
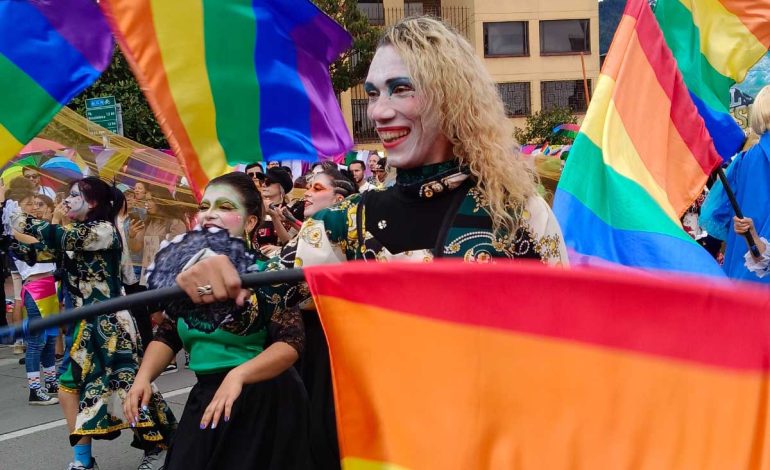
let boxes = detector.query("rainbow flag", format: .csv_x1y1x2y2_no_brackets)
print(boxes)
552,123,580,139
100,0,353,198
654,0,770,159
21,276,59,319
0,0,113,166
553,0,724,276
306,261,770,469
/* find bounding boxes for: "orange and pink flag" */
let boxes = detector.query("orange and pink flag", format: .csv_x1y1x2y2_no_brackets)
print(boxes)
306,261,770,469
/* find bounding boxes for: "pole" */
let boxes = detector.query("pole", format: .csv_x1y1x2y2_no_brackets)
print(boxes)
715,167,760,257
0,269,307,339
580,52,591,107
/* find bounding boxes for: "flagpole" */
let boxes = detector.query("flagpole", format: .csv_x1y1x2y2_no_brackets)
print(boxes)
580,52,591,107
715,167,760,257
0,269,307,340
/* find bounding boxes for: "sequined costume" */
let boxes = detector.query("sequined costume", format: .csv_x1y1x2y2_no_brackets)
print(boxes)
11,215,176,449
267,160,568,469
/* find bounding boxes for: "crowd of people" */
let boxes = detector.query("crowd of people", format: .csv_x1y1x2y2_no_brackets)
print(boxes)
0,14,767,470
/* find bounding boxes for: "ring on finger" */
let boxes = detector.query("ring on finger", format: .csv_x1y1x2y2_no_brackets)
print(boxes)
197,284,214,296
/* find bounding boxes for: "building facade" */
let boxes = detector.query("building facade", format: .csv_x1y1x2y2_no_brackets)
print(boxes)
342,0,600,151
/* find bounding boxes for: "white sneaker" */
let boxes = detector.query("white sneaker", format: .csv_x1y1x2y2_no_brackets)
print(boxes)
138,449,166,470
67,458,99,470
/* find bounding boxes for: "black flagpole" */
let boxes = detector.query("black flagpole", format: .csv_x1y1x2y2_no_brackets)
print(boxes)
0,269,306,339
715,167,761,258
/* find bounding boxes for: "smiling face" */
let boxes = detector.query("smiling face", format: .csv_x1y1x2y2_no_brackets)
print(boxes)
303,173,343,218
65,183,91,221
196,183,257,238
365,46,451,169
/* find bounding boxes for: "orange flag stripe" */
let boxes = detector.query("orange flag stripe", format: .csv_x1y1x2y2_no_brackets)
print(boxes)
318,295,770,470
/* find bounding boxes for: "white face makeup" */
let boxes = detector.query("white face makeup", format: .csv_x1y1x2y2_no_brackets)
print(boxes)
65,184,90,221
365,46,451,169
303,174,343,218
196,184,256,239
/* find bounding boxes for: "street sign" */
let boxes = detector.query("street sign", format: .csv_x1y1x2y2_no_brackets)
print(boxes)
85,96,119,134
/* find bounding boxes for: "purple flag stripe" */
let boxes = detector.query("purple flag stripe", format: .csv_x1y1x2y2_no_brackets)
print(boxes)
30,0,113,71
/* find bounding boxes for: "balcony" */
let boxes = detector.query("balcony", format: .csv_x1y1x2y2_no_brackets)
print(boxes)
358,4,471,40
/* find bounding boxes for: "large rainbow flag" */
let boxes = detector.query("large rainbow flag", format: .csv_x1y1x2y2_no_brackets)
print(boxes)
654,0,770,159
552,0,724,276
307,261,770,469
100,0,353,198
0,0,113,166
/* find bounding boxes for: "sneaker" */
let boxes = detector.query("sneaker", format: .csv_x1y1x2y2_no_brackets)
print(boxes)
138,449,166,470
13,342,24,354
67,458,99,470
46,382,59,396
29,388,59,406
160,363,177,376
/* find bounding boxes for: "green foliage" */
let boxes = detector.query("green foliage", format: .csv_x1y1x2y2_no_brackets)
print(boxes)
312,0,380,94
68,47,168,148
513,107,578,146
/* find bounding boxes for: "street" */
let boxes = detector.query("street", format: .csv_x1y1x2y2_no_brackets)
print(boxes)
0,346,195,469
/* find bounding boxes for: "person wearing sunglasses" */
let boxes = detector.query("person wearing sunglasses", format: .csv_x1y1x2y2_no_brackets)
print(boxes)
244,163,266,188
22,166,56,199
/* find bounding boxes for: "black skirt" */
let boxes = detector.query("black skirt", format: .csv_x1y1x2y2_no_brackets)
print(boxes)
164,368,312,470
296,309,341,470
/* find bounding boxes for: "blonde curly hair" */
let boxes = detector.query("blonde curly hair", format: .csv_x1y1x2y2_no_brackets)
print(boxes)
379,16,538,233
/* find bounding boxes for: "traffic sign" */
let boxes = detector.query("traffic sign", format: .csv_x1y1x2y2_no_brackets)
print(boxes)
85,96,120,134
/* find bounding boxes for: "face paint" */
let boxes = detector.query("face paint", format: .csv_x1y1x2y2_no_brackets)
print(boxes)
365,45,451,169
303,174,342,218
196,184,251,238
65,184,89,221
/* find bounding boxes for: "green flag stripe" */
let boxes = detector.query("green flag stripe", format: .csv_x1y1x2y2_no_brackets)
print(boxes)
203,0,262,165
558,133,695,243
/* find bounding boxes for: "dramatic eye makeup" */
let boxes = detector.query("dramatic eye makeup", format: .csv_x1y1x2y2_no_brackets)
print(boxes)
364,77,415,102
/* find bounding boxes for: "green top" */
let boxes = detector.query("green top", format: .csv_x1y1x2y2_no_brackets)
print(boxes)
177,318,267,374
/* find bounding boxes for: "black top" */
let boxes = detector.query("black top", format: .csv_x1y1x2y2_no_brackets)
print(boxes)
362,161,471,255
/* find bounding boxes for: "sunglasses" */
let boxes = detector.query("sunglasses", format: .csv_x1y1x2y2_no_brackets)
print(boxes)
24,173,40,180
246,171,265,181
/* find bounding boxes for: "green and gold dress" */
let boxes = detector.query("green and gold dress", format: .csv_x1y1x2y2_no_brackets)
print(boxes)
11,215,176,449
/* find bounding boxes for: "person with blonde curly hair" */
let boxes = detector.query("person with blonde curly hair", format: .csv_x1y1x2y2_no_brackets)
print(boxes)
173,16,568,469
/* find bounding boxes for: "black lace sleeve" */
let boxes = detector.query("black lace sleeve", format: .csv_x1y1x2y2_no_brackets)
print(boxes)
268,305,304,355
152,317,183,354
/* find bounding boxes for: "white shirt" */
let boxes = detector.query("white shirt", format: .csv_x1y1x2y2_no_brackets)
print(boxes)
37,186,56,199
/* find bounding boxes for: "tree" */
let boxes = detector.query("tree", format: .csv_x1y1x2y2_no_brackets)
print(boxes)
68,47,168,148
313,0,380,94
513,107,578,146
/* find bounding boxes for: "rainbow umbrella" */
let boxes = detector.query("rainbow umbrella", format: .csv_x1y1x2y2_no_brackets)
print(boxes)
41,156,83,183
19,138,64,155
1,165,24,186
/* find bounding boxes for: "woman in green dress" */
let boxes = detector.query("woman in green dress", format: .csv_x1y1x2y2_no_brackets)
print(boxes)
12,177,175,470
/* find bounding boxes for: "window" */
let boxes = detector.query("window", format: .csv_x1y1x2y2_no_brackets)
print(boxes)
541,80,591,113
483,22,528,57
405,1,424,16
358,1,384,26
540,19,590,54
351,99,378,143
497,82,531,117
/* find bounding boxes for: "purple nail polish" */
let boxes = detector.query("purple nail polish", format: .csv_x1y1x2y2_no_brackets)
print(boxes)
211,423,217,430
224,416,229,423
200,423,206,429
